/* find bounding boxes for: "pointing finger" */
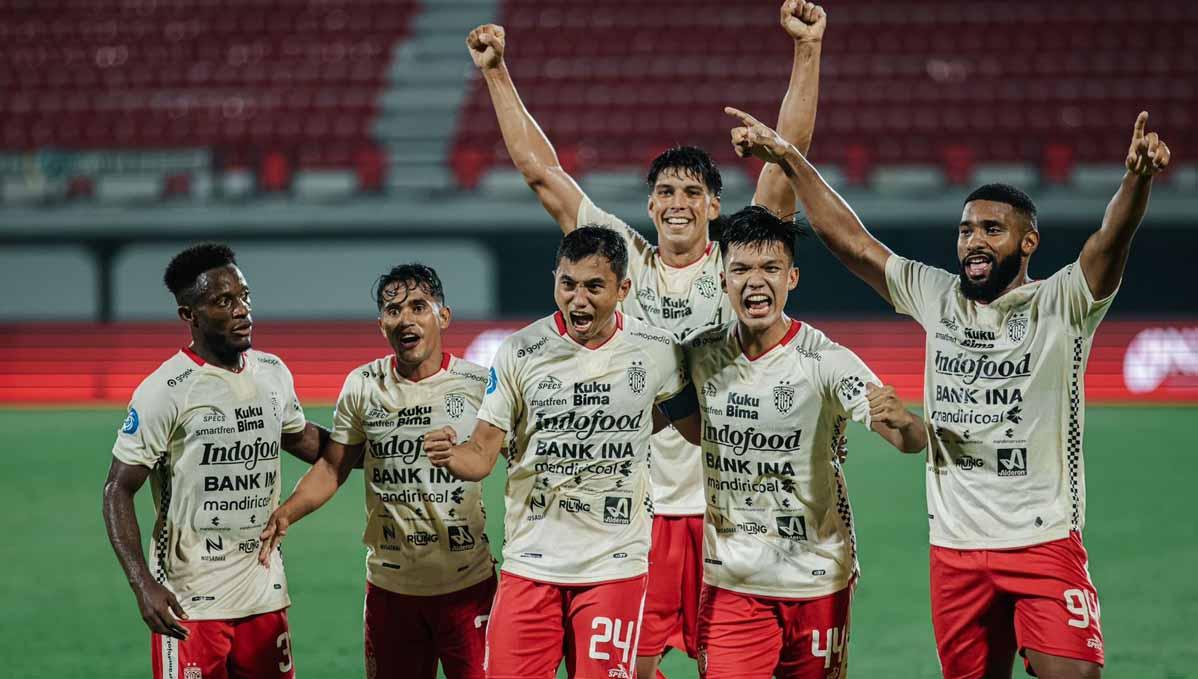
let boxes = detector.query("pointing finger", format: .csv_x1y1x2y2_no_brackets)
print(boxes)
724,106,761,128
1132,111,1148,141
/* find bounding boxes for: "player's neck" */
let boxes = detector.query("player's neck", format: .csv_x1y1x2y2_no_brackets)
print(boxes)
394,350,445,382
188,341,243,372
738,316,795,360
658,238,709,269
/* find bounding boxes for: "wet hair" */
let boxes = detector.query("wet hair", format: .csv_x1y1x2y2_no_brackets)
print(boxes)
555,226,629,280
718,205,802,263
163,242,237,304
964,183,1038,231
646,145,723,197
374,263,446,310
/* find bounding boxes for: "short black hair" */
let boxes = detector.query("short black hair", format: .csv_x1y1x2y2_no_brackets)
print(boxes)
374,263,445,310
964,183,1038,230
718,205,801,263
556,226,628,280
646,145,722,197
164,242,237,303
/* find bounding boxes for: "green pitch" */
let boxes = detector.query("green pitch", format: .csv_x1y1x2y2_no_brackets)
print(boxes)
3,407,1195,678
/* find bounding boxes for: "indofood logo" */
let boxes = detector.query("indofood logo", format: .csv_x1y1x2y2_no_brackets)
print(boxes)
534,409,644,441
702,422,802,457
933,352,1032,385
199,438,280,470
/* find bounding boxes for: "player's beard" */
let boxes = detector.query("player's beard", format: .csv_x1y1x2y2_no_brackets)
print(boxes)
204,326,250,364
959,250,1022,303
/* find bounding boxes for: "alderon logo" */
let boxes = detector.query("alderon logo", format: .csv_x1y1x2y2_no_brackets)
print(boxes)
1123,327,1198,394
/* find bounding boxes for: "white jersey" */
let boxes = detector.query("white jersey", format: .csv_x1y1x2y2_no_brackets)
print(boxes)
579,197,731,515
330,353,494,596
687,320,876,599
111,348,305,620
477,312,688,584
886,256,1117,549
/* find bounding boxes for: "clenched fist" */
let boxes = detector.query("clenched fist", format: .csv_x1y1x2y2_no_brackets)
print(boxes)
424,426,459,467
866,383,913,430
467,24,506,70
781,0,826,43
1125,111,1171,176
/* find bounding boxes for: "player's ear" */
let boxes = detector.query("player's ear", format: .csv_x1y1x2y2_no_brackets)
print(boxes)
617,276,632,302
1021,228,1040,258
377,314,386,338
788,266,799,290
707,194,721,222
720,271,727,293
177,304,195,326
438,304,452,330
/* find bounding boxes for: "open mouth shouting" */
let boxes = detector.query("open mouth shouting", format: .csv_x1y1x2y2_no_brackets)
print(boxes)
568,309,595,335
396,330,422,353
743,292,773,319
963,252,994,281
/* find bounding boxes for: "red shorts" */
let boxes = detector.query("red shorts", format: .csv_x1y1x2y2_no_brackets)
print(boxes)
930,532,1104,678
640,514,704,658
696,584,852,679
152,608,294,679
484,571,648,679
365,575,497,679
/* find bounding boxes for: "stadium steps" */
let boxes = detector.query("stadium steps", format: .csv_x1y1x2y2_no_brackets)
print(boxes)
375,0,502,194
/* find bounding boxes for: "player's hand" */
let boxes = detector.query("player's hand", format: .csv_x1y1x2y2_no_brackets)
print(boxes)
134,579,190,640
467,24,506,70
1125,111,1171,176
726,107,794,165
258,509,291,568
781,0,826,43
424,426,459,467
866,383,913,430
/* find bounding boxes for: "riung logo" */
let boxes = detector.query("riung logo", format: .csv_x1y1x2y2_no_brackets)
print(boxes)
955,455,984,470
604,496,631,524
445,393,466,419
205,536,223,554
997,448,1028,476
406,531,439,546
448,525,476,551
627,363,646,394
559,498,591,513
776,515,808,541
1007,314,1029,343
695,275,718,299
773,384,795,414
238,538,260,554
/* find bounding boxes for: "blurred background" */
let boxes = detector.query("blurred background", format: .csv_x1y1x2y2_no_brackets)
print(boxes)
1,1,1195,677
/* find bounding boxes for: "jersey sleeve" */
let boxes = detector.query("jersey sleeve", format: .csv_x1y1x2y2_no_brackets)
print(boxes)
111,381,176,469
1038,260,1118,336
577,196,653,263
816,344,881,429
653,339,689,404
476,340,520,433
278,363,306,434
330,369,366,446
884,254,956,327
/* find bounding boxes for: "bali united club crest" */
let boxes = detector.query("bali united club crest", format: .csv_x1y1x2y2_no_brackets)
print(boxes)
695,275,718,300
444,393,466,419
773,384,795,414
1006,313,1029,343
627,363,647,394
184,665,203,679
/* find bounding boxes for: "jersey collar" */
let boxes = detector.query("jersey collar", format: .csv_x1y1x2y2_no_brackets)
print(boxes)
554,311,623,350
658,241,715,270
182,346,245,373
391,352,452,383
738,319,802,361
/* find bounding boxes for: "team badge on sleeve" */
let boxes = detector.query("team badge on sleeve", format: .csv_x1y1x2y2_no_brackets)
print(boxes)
626,363,647,394
486,367,498,394
121,407,139,435
773,384,795,414
445,393,466,419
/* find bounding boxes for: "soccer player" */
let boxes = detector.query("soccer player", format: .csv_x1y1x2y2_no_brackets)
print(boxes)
424,227,702,679
101,243,329,679
257,264,497,679
726,108,1172,678
466,3,828,675
685,206,927,678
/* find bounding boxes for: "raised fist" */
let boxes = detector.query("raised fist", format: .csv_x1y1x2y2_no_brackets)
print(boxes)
1125,111,1171,176
781,0,826,43
467,24,506,70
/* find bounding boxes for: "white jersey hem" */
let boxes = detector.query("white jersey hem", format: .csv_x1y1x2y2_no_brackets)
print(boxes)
180,598,290,622
701,575,853,601
365,567,494,597
501,563,648,586
929,527,1073,551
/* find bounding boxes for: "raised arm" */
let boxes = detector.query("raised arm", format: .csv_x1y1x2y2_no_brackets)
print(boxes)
754,0,826,217
258,438,364,565
102,459,190,640
728,107,895,304
468,24,585,232
865,383,926,453
425,419,506,482
1079,111,1171,300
